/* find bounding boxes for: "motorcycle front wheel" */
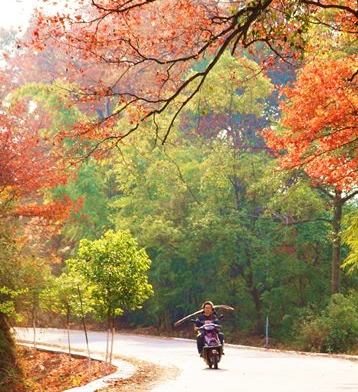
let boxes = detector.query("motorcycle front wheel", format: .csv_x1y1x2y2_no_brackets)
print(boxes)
212,353,219,369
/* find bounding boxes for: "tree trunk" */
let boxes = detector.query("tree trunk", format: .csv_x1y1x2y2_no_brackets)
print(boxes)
104,310,111,376
66,307,72,372
77,285,91,380
110,313,115,366
243,249,264,334
331,190,343,294
251,285,264,334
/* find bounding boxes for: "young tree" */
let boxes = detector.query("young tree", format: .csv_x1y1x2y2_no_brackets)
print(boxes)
16,258,52,347
67,229,153,368
41,271,95,380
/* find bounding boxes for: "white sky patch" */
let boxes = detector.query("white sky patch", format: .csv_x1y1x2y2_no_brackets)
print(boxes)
0,0,74,32
0,0,40,30
0,1,78,69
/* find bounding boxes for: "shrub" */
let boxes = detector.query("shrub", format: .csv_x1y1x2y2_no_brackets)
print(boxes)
324,293,358,353
294,293,358,353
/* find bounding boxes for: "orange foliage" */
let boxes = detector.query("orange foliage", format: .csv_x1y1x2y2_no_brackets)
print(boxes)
15,196,76,221
0,113,67,201
28,0,358,146
0,70,75,228
262,56,358,191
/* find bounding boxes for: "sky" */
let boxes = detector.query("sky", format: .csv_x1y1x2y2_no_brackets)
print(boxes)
0,1,77,34
0,0,40,30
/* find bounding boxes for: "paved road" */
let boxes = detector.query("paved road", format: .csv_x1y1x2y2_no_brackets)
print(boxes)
15,328,358,392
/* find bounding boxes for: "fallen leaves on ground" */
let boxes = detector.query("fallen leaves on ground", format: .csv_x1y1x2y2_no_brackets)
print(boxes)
17,345,179,392
18,345,116,392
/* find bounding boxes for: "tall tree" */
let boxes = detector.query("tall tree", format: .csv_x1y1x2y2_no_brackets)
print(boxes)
54,159,118,253
0,71,77,387
111,130,333,334
108,52,276,331
262,56,358,293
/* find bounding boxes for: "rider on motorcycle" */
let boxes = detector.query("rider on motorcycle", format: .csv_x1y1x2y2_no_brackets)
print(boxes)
194,301,224,356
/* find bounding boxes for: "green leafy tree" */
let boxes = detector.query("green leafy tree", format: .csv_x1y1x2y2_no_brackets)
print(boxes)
111,135,316,334
67,229,153,367
185,51,274,148
342,210,358,274
108,54,333,335
41,271,95,380
41,271,91,349
15,257,52,346
55,160,118,251
0,219,46,392
111,136,207,329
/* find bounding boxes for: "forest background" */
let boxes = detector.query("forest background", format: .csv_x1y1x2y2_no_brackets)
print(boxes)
3,1,358,388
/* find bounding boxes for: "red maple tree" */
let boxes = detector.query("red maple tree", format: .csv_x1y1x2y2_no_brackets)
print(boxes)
262,55,358,293
263,56,358,191
28,0,358,147
0,71,75,237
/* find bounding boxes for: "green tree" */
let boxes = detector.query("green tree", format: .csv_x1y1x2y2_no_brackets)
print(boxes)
55,160,118,251
0,221,30,391
342,210,358,274
111,135,207,328
185,51,274,148
16,257,52,347
108,53,332,335
67,229,153,367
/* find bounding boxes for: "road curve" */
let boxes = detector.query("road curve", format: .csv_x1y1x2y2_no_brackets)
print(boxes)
15,328,358,392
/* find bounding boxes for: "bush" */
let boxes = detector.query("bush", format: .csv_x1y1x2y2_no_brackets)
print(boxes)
294,293,358,353
325,293,358,352
295,314,331,352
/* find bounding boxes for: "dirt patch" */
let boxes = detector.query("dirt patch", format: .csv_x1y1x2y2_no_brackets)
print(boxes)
97,357,179,392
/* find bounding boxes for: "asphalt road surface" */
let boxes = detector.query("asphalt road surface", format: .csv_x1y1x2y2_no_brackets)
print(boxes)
15,328,358,392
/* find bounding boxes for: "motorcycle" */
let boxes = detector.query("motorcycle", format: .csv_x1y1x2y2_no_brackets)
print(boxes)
192,319,223,369
174,304,233,369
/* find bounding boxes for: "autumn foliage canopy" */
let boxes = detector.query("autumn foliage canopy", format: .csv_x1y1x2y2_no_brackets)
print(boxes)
263,56,358,191
0,73,73,222
29,0,358,152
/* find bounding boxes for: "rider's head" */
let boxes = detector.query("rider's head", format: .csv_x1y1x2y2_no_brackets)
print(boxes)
202,301,214,315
